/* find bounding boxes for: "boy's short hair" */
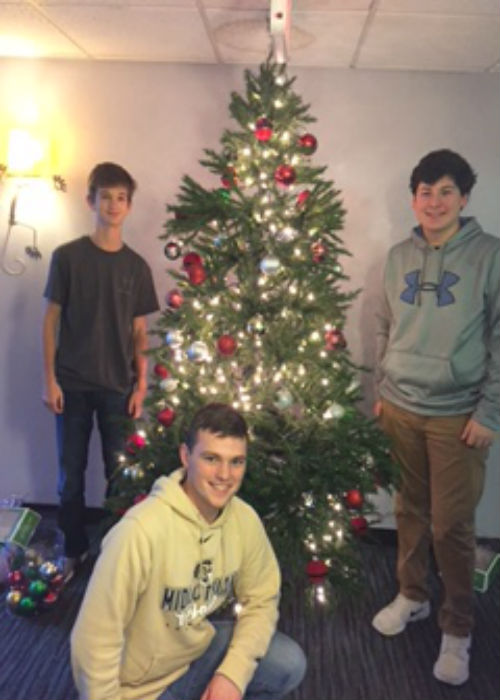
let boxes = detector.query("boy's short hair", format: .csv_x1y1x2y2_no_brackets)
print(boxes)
184,403,248,450
87,162,137,203
410,149,477,196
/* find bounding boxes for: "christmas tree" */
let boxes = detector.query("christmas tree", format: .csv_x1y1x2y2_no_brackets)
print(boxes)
107,61,397,604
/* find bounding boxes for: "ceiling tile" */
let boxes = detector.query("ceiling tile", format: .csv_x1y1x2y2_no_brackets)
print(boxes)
358,13,500,71
41,5,216,61
378,0,500,15
208,8,367,66
0,4,85,58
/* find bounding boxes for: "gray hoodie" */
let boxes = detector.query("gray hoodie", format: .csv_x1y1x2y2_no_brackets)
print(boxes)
375,217,500,431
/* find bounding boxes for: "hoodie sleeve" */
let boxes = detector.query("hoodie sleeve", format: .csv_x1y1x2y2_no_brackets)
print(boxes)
215,506,280,694
374,260,393,396
472,245,500,431
71,517,152,700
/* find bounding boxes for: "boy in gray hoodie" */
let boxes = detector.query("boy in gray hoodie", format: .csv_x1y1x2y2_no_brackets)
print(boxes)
371,150,499,686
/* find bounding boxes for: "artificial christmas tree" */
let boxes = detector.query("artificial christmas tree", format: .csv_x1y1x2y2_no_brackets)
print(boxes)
107,61,397,603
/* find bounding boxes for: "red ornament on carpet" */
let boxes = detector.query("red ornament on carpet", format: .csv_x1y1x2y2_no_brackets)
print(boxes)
296,189,311,207
306,560,329,584
324,327,347,350
254,117,273,142
188,263,207,286
153,363,170,379
298,133,318,154
217,334,237,356
182,252,202,269
345,489,363,509
167,289,183,309
274,164,296,186
126,433,147,453
350,516,368,535
7,570,25,589
157,407,176,427
40,590,59,610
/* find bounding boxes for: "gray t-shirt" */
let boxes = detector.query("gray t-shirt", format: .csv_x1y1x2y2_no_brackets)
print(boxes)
44,236,159,393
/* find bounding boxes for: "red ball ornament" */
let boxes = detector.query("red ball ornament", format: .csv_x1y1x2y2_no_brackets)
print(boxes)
188,263,207,286
40,590,59,610
182,252,202,269
167,289,183,309
351,516,368,535
296,189,311,207
345,489,364,509
153,363,170,379
221,167,238,189
306,560,329,584
49,573,64,592
254,117,273,142
7,570,25,589
126,433,147,453
311,241,326,263
157,407,176,427
274,164,296,186
217,334,237,356
133,493,148,505
324,327,347,351
298,133,318,154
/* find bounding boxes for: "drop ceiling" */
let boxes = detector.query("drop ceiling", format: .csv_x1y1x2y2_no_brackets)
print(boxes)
0,0,498,73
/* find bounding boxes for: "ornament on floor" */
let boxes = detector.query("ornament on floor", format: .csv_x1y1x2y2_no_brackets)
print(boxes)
344,489,363,509
217,334,237,356
164,240,182,260
5,546,65,617
274,164,296,186
298,133,318,155
306,560,333,610
254,117,273,142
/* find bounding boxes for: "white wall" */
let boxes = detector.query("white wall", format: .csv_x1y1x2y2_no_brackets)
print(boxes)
0,59,498,535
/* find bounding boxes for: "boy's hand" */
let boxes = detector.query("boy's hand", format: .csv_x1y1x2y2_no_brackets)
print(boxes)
128,387,147,419
201,674,242,700
43,379,64,414
461,418,495,449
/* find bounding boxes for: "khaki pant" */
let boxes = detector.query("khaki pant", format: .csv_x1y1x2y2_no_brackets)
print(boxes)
380,399,487,636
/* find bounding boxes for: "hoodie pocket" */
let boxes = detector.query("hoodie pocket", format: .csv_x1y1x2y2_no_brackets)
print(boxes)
383,350,457,398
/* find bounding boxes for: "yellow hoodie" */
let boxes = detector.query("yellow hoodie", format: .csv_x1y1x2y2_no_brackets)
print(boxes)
71,469,281,700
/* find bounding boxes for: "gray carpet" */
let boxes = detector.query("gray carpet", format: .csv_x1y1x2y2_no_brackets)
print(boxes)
1,514,499,700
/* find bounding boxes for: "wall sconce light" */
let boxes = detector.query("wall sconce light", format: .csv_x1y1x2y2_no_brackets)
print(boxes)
0,128,66,276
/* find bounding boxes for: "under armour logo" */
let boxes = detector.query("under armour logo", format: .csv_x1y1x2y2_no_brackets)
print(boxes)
400,270,459,306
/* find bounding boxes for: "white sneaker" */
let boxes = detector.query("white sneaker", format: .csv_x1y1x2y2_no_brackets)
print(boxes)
372,593,430,636
433,633,471,686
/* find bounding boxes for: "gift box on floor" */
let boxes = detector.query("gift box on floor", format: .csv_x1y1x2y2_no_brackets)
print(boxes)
474,545,500,593
0,506,41,548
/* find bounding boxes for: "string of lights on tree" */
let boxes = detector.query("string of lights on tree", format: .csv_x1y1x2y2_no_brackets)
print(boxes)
106,61,398,608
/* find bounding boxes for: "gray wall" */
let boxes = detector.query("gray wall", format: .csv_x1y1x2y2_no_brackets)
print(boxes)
0,59,498,534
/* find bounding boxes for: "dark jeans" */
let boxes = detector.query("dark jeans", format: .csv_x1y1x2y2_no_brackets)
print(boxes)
56,389,129,557
158,621,307,700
